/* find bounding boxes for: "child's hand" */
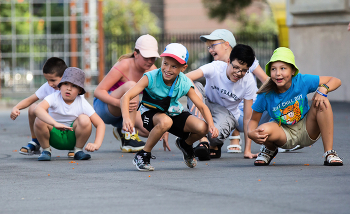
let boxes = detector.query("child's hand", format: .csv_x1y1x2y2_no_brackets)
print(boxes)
312,92,328,111
122,118,134,133
53,123,73,131
248,128,268,144
190,104,203,119
160,132,171,151
85,143,100,152
129,100,139,112
10,107,20,120
209,126,219,138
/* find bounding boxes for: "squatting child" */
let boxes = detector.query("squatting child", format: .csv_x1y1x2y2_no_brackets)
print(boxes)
10,57,76,157
248,47,343,166
34,67,106,161
121,43,218,171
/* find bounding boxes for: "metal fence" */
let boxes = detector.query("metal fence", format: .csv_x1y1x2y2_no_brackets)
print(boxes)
1,32,278,99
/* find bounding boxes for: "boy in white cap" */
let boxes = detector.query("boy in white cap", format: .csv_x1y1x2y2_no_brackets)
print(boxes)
121,43,218,171
34,67,106,161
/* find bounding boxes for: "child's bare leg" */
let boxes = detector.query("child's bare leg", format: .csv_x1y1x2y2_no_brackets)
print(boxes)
143,113,173,152
306,99,341,164
28,103,38,139
73,114,92,149
134,111,150,137
33,118,52,149
253,122,287,164
183,115,208,145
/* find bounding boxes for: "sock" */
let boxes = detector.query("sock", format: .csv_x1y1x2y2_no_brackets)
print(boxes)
32,138,40,146
131,128,136,135
43,147,51,153
74,147,83,154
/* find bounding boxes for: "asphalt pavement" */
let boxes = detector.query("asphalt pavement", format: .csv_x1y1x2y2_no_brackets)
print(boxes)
0,102,349,214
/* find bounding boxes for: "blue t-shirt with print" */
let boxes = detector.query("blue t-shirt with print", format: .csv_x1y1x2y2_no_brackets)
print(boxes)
140,68,194,116
252,73,319,125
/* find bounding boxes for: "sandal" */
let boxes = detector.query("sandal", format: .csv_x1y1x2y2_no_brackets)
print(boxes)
194,142,210,161
227,136,241,153
324,150,343,166
19,141,41,156
254,146,278,166
210,145,222,159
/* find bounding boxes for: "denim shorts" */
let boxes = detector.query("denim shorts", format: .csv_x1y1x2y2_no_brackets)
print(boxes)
93,96,123,128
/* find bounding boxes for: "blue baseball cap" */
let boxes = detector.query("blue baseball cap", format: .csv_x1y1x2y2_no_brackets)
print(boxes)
200,29,236,48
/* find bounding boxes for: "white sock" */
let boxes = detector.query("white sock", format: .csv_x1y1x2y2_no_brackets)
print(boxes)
131,128,136,135
43,147,51,153
74,147,83,154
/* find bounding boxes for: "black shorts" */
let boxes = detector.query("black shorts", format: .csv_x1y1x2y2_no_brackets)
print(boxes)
141,110,191,140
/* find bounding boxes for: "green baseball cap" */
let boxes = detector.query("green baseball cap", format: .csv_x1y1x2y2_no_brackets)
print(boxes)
265,47,299,77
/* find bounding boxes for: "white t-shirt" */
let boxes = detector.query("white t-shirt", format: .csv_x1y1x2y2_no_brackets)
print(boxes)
35,82,57,100
200,61,258,119
44,91,95,126
238,59,259,111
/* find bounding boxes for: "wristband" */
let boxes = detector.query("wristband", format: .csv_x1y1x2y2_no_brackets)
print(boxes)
320,84,329,92
316,90,327,97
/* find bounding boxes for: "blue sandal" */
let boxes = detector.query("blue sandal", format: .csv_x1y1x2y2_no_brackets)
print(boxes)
19,141,41,156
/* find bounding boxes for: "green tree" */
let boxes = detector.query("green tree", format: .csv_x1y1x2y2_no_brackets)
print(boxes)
202,0,253,22
103,0,160,36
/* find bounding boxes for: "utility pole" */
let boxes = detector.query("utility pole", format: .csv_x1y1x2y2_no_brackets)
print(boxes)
83,0,91,97
98,0,105,83
70,0,78,67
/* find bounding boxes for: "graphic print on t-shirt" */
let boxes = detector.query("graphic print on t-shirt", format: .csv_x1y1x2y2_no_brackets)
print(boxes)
273,96,304,125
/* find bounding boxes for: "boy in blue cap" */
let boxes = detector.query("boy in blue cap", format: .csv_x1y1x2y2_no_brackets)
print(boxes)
121,43,218,171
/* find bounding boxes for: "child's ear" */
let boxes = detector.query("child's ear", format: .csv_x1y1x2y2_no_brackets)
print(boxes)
181,64,188,72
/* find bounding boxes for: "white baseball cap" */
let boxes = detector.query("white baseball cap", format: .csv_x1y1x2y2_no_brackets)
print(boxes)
135,34,160,58
160,43,189,64
200,29,236,48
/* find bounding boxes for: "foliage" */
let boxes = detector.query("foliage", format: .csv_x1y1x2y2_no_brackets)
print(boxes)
236,11,277,35
103,0,161,36
202,0,253,22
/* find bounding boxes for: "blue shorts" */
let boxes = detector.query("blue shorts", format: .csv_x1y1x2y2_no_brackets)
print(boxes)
93,95,123,128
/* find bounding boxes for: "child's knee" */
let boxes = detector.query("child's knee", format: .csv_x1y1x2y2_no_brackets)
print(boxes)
156,116,173,131
197,121,209,136
28,104,37,116
76,114,92,129
123,81,137,89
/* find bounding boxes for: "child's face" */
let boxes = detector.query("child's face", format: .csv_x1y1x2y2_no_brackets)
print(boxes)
135,51,156,70
59,82,82,104
226,59,249,83
206,40,231,62
161,57,187,84
270,61,295,92
43,73,61,90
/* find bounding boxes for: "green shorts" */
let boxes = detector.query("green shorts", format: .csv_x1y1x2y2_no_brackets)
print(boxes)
49,122,76,150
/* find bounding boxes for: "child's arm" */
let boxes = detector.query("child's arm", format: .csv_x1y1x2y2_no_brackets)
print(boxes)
34,100,73,131
10,94,39,120
85,113,106,152
252,65,269,83
313,76,342,110
187,87,218,138
242,99,256,156
247,110,268,144
94,61,128,107
120,76,149,133
186,68,205,118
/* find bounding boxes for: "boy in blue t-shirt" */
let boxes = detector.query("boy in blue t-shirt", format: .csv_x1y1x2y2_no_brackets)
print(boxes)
121,43,219,171
248,47,343,166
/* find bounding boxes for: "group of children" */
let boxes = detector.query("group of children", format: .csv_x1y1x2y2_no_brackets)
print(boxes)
10,29,343,171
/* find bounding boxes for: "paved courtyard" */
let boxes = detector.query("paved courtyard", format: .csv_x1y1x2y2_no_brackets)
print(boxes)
0,102,349,214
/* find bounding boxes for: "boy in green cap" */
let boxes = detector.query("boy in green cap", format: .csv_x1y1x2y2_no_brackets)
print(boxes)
248,47,343,166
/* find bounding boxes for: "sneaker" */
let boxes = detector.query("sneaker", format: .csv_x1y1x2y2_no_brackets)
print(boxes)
122,131,146,153
74,151,91,160
38,151,51,161
113,127,124,142
19,141,41,155
133,150,155,171
175,138,197,168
